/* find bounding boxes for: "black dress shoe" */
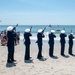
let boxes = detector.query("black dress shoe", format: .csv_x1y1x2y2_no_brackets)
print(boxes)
29,57,32,59
69,53,72,55
12,60,17,62
25,58,30,60
37,57,41,59
69,53,75,56
61,54,65,56
50,55,53,57
7,61,13,63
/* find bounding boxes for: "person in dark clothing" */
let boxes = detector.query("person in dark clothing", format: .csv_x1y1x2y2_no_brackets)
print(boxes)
68,33,75,55
7,26,16,63
24,28,32,60
16,32,20,44
36,29,45,59
60,30,67,56
48,30,56,57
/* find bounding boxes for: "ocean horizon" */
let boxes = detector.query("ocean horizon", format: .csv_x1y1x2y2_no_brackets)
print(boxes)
0,25,75,41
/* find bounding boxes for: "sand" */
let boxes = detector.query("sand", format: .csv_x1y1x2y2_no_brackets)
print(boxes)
0,40,75,75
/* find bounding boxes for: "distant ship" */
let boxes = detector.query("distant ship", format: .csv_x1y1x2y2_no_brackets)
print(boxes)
56,29,60,31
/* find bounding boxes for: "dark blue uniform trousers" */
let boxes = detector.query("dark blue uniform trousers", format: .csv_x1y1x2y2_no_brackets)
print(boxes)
49,44,54,56
69,43,73,54
61,43,65,55
25,45,30,60
7,46,14,62
37,45,42,59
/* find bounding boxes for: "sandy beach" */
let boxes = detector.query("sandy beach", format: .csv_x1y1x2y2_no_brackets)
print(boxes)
0,0,75,74
0,40,75,75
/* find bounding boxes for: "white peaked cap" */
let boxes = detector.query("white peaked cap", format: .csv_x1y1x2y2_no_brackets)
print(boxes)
61,30,65,33
38,29,43,33
25,28,30,33
71,32,73,34
7,26,13,31
51,30,55,33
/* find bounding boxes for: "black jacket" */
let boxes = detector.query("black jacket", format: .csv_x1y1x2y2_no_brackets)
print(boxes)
36,33,45,46
68,34,74,44
60,33,67,44
48,33,56,45
7,31,16,46
24,32,32,45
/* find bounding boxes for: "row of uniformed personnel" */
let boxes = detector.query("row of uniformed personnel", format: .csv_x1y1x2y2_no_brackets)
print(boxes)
6,26,75,63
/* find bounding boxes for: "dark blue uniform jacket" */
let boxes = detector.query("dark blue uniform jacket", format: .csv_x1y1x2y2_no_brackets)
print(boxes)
60,33,67,44
68,34,74,44
24,32,32,45
48,33,56,45
7,31,16,46
37,33,45,46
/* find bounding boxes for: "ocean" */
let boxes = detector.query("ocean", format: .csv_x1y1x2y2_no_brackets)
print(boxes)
0,25,75,40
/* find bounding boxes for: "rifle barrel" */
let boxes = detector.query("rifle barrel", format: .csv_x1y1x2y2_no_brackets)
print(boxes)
42,27,46,33
13,24,18,30
30,26,32,32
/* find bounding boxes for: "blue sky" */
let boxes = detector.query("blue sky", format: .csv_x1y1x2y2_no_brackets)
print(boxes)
0,0,75,25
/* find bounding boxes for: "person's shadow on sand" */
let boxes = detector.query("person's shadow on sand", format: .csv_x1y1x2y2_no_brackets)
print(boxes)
6,62,17,68
24,59,33,63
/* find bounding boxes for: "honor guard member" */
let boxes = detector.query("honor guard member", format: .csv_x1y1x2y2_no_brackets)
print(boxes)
60,30,67,56
7,26,16,63
68,32,75,55
48,30,56,57
36,29,45,59
24,28,32,60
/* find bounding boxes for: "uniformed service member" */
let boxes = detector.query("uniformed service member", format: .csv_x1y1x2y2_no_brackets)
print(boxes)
24,28,32,60
68,32,75,55
7,26,16,63
36,29,45,59
60,30,67,56
48,30,56,57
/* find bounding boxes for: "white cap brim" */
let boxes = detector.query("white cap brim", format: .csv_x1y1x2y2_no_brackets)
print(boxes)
61,30,65,33
38,29,42,33
71,33,73,34
51,30,55,33
25,28,30,33
7,26,13,31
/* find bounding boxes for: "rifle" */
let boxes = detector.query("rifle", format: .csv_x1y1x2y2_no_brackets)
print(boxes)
13,24,18,31
42,27,46,33
63,28,65,30
30,26,32,32
70,30,74,35
71,29,72,33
